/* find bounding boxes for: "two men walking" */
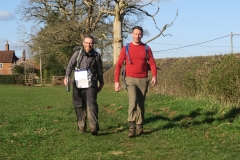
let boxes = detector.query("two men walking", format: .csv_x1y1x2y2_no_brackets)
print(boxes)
64,26,157,138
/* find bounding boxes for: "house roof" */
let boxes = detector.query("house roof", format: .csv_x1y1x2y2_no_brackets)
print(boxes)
0,50,19,63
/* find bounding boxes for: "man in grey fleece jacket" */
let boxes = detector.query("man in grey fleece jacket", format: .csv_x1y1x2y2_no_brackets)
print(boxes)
64,35,104,136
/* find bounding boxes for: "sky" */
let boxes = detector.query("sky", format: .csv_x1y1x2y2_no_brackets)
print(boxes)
0,0,240,59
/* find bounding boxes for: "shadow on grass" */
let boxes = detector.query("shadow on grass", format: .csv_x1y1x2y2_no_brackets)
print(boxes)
67,104,240,136
98,123,127,136
143,106,240,134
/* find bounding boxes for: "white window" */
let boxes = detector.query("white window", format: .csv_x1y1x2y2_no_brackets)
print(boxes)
0,63,2,69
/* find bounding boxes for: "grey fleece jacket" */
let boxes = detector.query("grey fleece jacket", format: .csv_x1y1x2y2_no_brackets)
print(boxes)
65,47,104,85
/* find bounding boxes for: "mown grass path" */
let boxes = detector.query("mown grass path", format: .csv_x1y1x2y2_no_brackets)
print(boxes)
0,85,240,159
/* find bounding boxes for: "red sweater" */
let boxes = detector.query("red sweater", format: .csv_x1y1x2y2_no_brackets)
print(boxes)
114,42,157,82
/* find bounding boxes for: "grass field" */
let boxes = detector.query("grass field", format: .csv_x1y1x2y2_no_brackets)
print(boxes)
0,85,240,160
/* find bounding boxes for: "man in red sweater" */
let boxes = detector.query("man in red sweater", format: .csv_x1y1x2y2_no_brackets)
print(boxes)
114,26,157,138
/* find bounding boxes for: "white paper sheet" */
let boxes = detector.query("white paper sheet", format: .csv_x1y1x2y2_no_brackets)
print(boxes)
74,70,90,88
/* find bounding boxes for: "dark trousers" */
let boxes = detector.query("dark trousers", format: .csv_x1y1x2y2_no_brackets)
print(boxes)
72,82,99,131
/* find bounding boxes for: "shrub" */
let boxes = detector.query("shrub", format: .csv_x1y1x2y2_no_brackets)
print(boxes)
0,75,24,85
104,53,240,104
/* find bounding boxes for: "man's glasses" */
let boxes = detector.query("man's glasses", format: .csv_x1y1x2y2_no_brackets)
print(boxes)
84,42,93,45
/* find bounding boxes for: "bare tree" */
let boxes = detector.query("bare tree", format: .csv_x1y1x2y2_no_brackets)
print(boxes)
17,0,114,71
94,0,178,64
17,0,177,66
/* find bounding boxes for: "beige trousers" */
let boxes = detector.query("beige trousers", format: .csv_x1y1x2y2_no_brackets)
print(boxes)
125,77,149,124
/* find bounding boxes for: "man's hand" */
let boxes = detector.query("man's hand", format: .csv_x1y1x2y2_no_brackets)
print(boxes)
115,82,120,92
63,77,68,86
151,76,157,86
98,84,104,92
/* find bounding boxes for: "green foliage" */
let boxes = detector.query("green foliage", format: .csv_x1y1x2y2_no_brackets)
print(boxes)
43,55,66,76
207,54,240,103
0,85,240,159
12,65,24,74
0,75,24,84
104,53,240,104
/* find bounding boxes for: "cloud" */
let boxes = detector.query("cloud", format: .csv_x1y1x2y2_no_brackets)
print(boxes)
0,10,15,21
0,39,25,50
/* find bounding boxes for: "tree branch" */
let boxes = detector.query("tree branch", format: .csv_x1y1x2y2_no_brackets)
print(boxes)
145,9,178,44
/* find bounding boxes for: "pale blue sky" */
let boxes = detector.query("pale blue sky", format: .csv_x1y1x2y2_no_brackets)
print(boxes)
1,0,240,59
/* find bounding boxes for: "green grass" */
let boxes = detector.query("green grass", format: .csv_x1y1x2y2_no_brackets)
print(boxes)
0,85,240,160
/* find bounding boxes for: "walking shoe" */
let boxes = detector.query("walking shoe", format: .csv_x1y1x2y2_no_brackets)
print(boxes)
128,121,136,138
77,121,86,133
128,130,135,138
136,124,143,135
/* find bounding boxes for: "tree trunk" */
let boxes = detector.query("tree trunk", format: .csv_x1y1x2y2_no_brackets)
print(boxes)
113,0,123,65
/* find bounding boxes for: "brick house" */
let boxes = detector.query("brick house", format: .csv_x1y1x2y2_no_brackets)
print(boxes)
0,41,19,75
